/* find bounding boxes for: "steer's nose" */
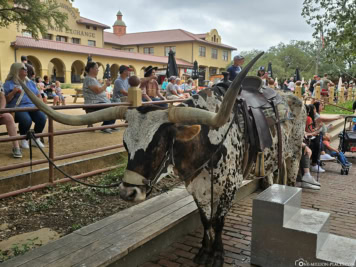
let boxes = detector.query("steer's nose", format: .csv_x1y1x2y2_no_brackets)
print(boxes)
120,188,137,201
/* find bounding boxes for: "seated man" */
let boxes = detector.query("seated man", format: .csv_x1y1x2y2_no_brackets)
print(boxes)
322,133,352,167
0,82,22,158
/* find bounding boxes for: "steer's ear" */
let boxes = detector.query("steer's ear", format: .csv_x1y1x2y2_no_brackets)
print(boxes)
176,125,201,142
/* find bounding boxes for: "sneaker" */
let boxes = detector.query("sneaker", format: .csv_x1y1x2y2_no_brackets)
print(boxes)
111,128,120,132
20,139,29,149
310,165,326,173
301,182,321,190
320,154,335,161
32,138,45,148
301,173,320,186
100,129,112,134
12,147,22,158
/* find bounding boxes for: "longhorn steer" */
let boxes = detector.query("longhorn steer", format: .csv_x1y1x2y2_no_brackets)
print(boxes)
20,53,306,267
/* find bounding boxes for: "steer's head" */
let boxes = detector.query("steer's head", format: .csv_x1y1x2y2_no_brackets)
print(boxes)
19,53,263,202
119,106,202,201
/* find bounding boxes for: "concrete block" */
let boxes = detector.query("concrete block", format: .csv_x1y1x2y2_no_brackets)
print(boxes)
251,185,356,267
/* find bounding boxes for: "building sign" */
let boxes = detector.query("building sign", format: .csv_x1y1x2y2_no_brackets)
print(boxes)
48,27,95,38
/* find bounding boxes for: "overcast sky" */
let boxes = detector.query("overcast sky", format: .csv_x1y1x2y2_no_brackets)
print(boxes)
72,0,315,54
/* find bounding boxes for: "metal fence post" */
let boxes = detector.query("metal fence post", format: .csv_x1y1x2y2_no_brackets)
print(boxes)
48,118,54,183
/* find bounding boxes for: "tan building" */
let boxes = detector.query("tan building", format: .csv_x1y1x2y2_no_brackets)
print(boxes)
0,0,236,84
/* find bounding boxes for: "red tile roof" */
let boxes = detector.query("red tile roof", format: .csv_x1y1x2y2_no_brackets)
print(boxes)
104,29,236,50
13,36,193,68
195,33,207,39
77,17,110,29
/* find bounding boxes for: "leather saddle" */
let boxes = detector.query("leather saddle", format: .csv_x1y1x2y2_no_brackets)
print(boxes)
236,77,281,151
215,76,284,177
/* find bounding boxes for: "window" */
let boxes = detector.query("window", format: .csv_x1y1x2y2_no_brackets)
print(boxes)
56,35,67,42
88,40,96,47
222,51,228,61
86,25,90,29
72,38,80,44
43,34,53,40
123,48,134,52
22,31,32,37
199,46,206,57
211,48,218,59
93,26,97,30
210,68,217,75
144,47,154,55
165,46,176,56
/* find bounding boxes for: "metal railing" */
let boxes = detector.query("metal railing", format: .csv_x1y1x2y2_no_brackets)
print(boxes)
0,98,186,199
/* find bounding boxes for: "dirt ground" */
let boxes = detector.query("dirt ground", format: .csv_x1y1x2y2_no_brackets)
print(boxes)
0,95,126,178
0,166,182,262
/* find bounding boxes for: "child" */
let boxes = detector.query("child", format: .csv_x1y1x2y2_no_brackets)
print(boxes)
35,77,47,103
55,81,65,105
322,133,352,167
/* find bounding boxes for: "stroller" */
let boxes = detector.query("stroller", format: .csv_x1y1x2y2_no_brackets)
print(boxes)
337,116,356,175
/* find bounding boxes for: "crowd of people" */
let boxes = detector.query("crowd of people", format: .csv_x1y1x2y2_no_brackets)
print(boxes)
0,56,75,158
0,55,355,195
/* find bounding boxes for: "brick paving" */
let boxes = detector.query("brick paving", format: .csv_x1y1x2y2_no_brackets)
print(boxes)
141,153,356,267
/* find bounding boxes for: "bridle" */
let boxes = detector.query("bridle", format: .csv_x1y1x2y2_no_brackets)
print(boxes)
123,102,242,198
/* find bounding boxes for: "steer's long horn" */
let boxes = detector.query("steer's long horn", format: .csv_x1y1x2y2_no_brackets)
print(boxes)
19,80,127,126
168,52,264,127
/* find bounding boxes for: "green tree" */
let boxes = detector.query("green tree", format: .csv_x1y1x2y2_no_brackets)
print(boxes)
239,42,316,82
0,0,71,39
234,40,354,84
302,0,356,62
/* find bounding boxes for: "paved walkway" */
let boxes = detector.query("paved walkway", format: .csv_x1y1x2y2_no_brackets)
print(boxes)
141,153,356,267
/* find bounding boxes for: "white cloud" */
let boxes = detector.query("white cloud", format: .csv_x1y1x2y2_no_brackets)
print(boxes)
72,0,315,52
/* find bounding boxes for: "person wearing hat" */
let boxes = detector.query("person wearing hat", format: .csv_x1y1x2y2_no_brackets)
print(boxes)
140,66,167,107
257,66,268,86
112,65,132,102
227,55,244,81
257,66,265,77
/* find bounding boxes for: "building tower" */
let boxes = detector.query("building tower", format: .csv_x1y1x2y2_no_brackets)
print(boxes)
113,10,126,37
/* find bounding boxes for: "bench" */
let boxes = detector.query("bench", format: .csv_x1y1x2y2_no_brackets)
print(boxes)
73,89,83,103
3,180,259,267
